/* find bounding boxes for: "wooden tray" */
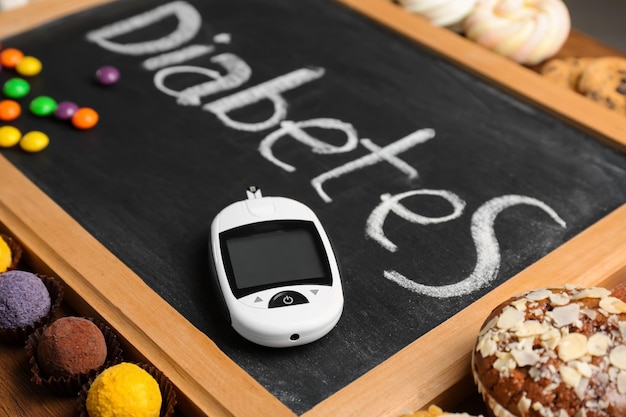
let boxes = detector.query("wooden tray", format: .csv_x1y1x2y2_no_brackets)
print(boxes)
2,1,626,416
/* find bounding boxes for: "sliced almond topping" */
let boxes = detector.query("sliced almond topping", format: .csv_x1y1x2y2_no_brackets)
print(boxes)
571,287,611,300
599,296,626,314
493,352,516,372
581,308,598,321
478,335,498,358
526,289,553,301
609,345,626,370
549,292,571,306
618,371,626,395
517,336,535,351
511,298,528,311
540,327,561,350
516,320,549,337
573,361,592,378
511,349,541,367
551,304,580,327
479,316,498,336
560,365,582,389
497,306,525,329
518,396,532,415
558,333,588,362
587,333,611,356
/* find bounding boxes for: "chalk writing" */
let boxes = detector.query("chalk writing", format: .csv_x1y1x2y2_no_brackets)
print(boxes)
202,67,325,131
260,119,359,172
312,129,434,203
85,0,566,298
143,44,214,71
154,53,252,106
86,1,201,55
366,189,466,253
383,195,566,298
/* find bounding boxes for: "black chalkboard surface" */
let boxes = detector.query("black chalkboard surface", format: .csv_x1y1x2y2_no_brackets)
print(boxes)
2,0,626,413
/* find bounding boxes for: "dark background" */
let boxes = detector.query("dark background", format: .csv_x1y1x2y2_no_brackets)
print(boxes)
565,0,626,53
2,0,626,414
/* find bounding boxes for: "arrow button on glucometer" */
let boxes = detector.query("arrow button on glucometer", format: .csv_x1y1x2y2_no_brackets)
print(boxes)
269,291,309,308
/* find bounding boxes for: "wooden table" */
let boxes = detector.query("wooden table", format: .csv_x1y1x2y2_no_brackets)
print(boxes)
2,1,626,417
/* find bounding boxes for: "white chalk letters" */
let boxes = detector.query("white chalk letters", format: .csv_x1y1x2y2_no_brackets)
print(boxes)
378,195,566,298
86,1,567,298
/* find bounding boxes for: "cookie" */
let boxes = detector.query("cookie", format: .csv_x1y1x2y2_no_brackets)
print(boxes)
541,57,592,90
577,56,626,114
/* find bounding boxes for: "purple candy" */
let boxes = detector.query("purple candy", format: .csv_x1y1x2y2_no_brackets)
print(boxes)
54,101,79,120
0,270,51,329
95,65,120,85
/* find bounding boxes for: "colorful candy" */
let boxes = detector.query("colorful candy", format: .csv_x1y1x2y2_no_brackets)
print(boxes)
15,56,42,77
3,77,30,99
0,100,21,121
0,125,22,147
95,65,120,85
0,48,24,68
30,96,57,116
19,131,49,153
0,47,107,154
53,101,79,120
71,107,99,129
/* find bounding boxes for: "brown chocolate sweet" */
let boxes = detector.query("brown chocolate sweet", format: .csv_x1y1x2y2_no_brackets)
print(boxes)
36,316,107,378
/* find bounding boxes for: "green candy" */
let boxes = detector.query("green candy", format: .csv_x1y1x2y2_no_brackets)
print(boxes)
3,78,30,99
30,95,58,116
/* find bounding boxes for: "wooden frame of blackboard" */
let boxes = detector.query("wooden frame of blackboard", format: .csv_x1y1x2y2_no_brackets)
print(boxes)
2,0,626,416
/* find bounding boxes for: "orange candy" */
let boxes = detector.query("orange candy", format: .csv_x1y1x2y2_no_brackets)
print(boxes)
0,48,24,68
0,100,22,121
71,107,99,130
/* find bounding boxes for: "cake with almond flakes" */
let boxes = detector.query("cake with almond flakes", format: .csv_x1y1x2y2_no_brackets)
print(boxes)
472,285,626,417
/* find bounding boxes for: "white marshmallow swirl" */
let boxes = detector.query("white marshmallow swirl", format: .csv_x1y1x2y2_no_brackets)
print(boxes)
397,0,478,30
463,0,570,65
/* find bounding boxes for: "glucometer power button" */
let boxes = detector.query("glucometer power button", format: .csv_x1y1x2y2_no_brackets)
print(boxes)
269,291,309,308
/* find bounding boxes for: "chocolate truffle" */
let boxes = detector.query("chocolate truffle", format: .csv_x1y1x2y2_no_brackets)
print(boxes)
472,286,626,417
37,316,107,378
0,270,51,329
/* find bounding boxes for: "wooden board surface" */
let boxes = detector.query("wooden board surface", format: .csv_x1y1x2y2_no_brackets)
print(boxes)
2,1,626,417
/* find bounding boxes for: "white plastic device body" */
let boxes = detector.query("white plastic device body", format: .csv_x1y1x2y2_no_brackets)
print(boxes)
209,188,343,347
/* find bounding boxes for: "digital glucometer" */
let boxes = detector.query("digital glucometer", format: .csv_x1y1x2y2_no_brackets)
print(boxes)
209,187,343,347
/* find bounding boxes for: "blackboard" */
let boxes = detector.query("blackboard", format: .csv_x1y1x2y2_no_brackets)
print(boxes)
2,0,626,414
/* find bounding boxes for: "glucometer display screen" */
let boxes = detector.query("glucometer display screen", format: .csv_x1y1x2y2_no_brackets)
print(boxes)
221,221,332,297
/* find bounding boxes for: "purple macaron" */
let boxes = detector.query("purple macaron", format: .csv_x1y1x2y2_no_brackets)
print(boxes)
0,270,51,329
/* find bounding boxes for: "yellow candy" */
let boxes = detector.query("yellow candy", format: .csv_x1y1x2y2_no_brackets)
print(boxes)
86,363,162,417
15,56,42,77
404,405,446,417
0,125,22,148
0,236,12,273
19,131,49,153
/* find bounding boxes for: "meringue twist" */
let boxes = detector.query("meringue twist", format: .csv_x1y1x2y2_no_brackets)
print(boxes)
463,0,570,65
398,0,478,31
